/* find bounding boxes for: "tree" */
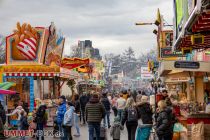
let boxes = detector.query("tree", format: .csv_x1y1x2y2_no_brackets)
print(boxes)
0,35,5,64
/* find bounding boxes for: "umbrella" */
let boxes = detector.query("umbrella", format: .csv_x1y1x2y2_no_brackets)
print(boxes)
0,82,16,90
0,89,16,95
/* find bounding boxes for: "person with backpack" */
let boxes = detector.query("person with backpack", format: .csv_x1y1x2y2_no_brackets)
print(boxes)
63,101,75,140
101,92,111,128
20,110,29,140
136,95,153,140
121,98,139,140
35,105,47,140
110,116,124,140
156,100,174,140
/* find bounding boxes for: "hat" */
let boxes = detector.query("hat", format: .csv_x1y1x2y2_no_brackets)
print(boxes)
141,95,148,102
114,116,120,123
59,95,66,100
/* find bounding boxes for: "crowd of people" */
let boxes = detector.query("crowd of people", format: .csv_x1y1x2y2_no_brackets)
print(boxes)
0,89,177,140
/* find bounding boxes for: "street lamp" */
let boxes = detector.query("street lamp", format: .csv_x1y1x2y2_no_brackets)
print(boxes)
150,78,162,122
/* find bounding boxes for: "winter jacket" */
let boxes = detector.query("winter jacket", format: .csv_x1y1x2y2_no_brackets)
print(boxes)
20,116,29,130
0,107,6,125
85,97,105,123
156,108,174,136
137,102,153,124
110,122,123,139
121,107,140,126
80,95,88,111
63,106,75,126
56,102,67,125
35,105,47,124
7,106,25,120
75,100,80,114
101,97,111,111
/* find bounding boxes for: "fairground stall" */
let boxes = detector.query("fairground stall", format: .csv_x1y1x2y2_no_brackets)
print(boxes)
1,22,70,126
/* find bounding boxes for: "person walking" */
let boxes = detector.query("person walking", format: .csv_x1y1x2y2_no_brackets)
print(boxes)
79,92,88,124
20,111,29,140
56,95,67,140
112,94,119,117
116,94,126,122
156,100,173,140
85,93,105,140
136,95,153,140
121,98,139,140
63,101,75,140
101,92,111,128
35,105,47,140
74,94,81,137
110,116,124,140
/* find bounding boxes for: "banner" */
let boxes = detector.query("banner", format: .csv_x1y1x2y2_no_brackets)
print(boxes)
44,22,65,66
61,58,89,70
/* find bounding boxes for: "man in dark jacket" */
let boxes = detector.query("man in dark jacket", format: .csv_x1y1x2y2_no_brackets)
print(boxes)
79,92,88,124
86,93,105,140
101,92,111,128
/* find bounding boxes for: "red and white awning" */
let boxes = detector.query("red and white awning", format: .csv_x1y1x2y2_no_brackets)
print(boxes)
4,73,60,77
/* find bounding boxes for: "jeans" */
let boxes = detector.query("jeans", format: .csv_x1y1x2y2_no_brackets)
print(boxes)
36,123,44,140
74,114,80,135
88,123,100,140
63,126,72,140
103,111,110,127
112,106,118,117
58,124,64,140
80,110,86,124
117,109,124,122
126,122,138,140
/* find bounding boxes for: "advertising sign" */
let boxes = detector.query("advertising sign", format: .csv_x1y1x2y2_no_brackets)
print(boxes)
174,61,200,69
44,22,65,66
141,67,153,80
61,58,89,70
161,47,183,58
6,22,49,64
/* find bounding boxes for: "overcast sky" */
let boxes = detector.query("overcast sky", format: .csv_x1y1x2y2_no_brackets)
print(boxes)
0,0,173,56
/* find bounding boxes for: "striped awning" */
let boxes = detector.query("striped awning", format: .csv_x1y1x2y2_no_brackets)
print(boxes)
3,73,60,77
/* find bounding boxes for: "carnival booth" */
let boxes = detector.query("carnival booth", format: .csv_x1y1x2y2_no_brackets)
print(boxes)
1,22,69,127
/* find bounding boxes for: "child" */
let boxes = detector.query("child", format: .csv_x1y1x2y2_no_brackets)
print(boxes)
20,111,29,140
110,116,124,140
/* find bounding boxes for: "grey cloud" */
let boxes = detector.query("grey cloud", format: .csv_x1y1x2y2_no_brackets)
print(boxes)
0,0,173,56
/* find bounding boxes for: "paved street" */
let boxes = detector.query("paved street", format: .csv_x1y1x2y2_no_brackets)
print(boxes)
6,113,128,140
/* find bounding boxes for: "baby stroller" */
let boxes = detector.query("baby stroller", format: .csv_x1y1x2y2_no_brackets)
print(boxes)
53,116,59,137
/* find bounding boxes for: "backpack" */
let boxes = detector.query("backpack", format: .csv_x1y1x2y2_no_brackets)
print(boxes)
127,107,138,122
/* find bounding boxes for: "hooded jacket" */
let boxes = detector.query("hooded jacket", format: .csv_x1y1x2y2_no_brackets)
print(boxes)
156,107,174,136
85,97,105,123
101,96,111,111
63,106,75,126
110,122,123,139
57,102,67,125
137,102,153,124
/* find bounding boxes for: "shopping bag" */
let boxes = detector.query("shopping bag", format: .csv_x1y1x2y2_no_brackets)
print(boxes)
191,122,204,140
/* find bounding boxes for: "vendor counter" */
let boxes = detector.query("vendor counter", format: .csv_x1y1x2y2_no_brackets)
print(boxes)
177,113,210,139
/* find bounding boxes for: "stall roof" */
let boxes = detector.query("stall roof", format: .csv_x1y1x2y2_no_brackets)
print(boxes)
159,61,210,77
